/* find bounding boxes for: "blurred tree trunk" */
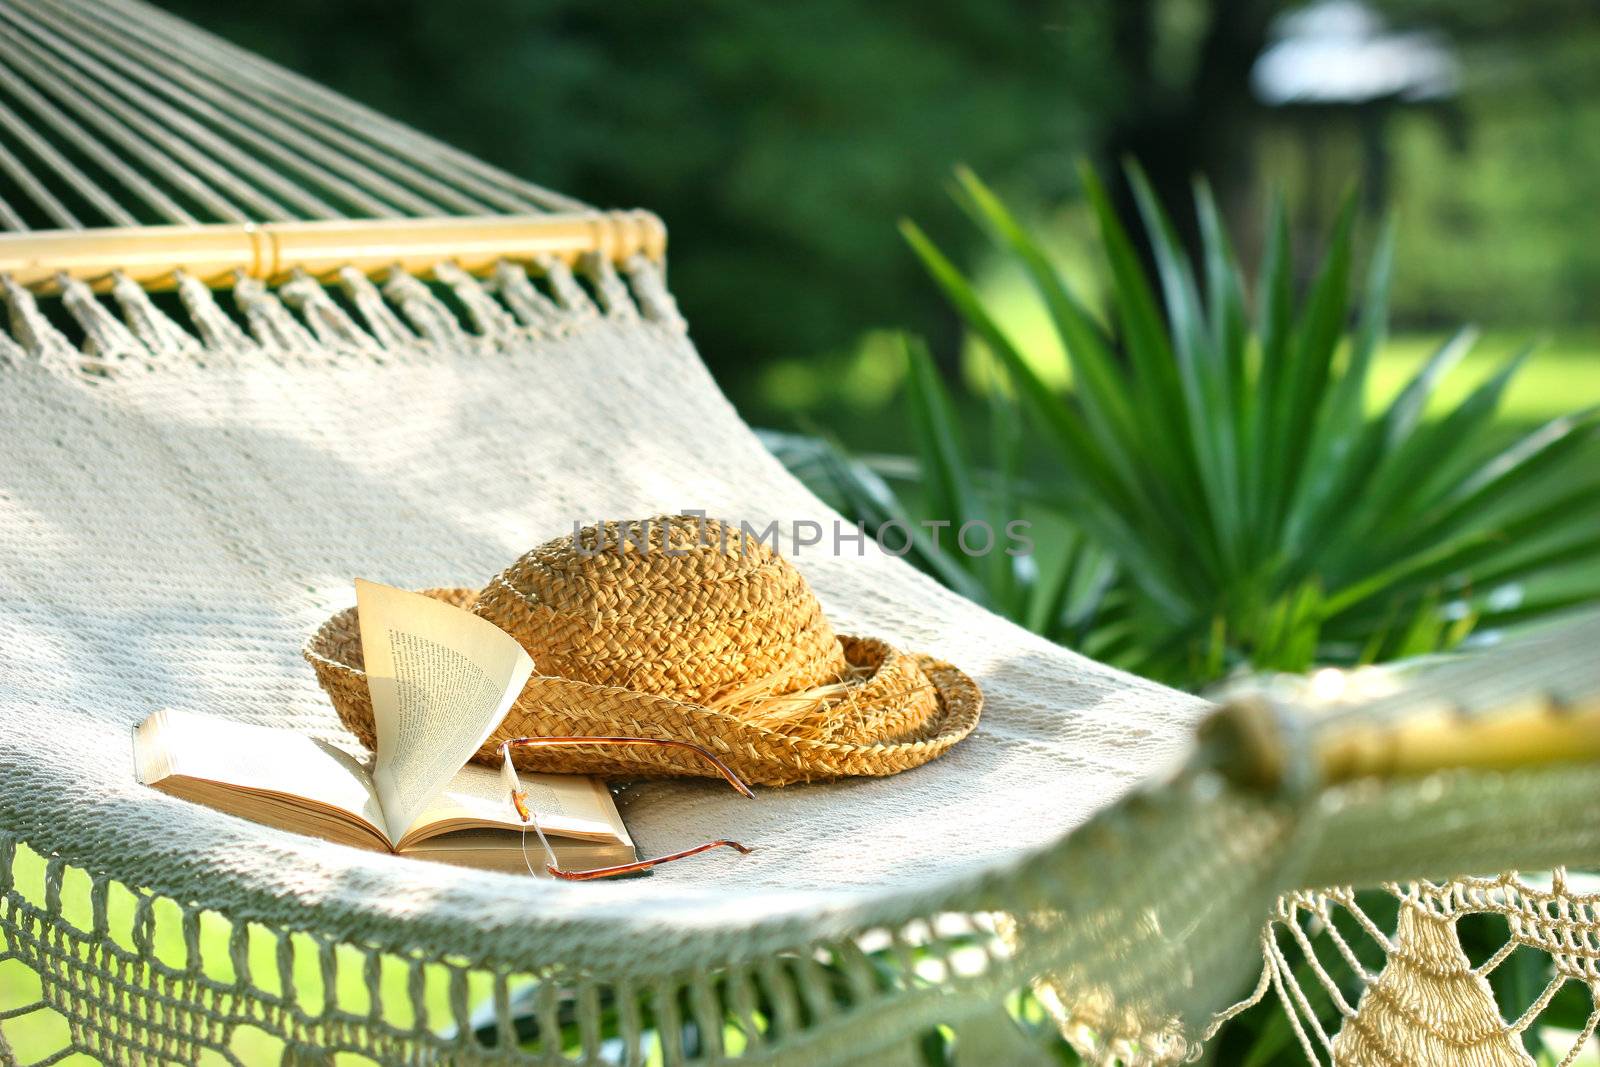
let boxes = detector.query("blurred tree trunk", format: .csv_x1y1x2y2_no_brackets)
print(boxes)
1101,0,1278,261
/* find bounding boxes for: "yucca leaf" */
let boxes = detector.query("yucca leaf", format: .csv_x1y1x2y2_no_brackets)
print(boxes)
1246,193,1293,547
951,167,1135,429
898,218,1131,510
1470,534,1600,597
1343,342,1538,559
1340,214,1398,419
1194,181,1251,565
1185,175,1254,566
903,334,977,547
1395,407,1600,558
1275,582,1324,674
1388,589,1458,661
811,439,993,606
1079,164,1213,523
1329,489,1600,618
1194,179,1249,412
1078,163,1181,404
985,367,1025,612
1067,489,1198,617
1455,490,1600,587
1282,217,1397,545
1266,192,1357,538
1403,344,1535,511
1291,327,1477,569
951,168,1150,505
1255,191,1295,370
1063,549,1121,644
1374,325,1477,452
900,218,1201,615
1321,479,1600,616
840,166,1600,685
1026,528,1085,636
1286,190,1359,417
1078,615,1144,666
1125,162,1209,380
1190,179,1248,521
1474,586,1600,630
1319,551,1446,627
1126,162,1240,575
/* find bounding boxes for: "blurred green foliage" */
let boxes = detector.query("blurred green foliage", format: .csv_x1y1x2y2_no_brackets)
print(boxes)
158,0,1600,429
159,0,1105,386
1386,63,1600,328
796,166,1600,688
780,165,1600,1063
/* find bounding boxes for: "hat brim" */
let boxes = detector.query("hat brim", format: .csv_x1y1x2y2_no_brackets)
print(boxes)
305,588,982,787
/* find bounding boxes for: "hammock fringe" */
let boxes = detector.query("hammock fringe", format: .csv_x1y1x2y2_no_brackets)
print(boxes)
0,254,685,379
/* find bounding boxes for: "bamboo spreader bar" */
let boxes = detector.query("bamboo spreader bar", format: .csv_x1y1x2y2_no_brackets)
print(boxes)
1206,689,1600,793
0,210,666,292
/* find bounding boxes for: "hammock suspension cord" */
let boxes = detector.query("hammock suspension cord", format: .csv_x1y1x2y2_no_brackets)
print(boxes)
0,0,654,291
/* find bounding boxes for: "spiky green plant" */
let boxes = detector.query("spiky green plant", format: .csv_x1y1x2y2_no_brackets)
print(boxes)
767,161,1600,1067
785,165,1600,687
761,342,1122,663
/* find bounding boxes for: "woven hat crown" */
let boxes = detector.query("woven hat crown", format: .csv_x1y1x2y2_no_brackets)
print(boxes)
474,515,849,706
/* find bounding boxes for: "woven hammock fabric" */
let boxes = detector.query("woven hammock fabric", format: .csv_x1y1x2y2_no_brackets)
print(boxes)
2,2,1600,1064
0,257,1207,1060
1,259,1598,1065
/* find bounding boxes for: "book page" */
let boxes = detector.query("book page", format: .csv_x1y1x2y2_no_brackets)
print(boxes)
135,709,387,841
356,580,534,846
397,762,630,849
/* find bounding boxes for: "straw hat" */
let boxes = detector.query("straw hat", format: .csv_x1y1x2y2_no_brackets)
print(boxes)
306,515,981,786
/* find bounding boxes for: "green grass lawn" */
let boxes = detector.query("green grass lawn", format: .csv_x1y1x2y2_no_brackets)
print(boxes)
750,310,1600,455
1372,330,1600,423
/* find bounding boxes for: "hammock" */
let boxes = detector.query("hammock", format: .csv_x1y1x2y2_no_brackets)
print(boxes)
0,1,1597,1063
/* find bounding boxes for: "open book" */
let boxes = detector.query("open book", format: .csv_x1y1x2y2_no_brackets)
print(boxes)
135,580,635,875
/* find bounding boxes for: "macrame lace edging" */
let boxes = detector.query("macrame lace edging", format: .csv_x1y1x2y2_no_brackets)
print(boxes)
0,829,1180,1067
9,764,1596,1064
0,253,685,379
0,772,1305,1066
1207,872,1600,1067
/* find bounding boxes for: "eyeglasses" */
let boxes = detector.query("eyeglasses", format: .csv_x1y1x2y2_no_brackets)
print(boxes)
497,736,755,880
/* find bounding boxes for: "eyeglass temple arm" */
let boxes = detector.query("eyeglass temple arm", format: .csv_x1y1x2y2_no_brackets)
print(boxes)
496,735,757,880
543,838,754,882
